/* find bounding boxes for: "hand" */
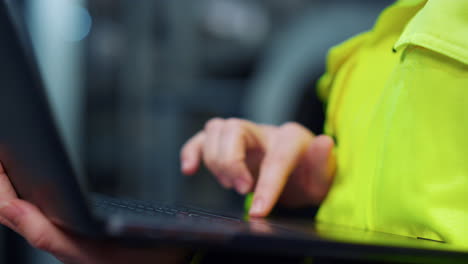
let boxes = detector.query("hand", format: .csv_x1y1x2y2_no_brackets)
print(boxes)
0,163,189,264
180,118,336,217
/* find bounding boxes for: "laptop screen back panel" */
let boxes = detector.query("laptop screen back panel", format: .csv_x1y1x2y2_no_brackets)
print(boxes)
0,0,98,235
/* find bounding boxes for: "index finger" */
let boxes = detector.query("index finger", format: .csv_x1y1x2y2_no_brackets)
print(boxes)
180,132,205,175
249,124,313,217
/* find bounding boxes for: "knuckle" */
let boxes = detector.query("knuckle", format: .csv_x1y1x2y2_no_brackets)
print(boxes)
225,118,243,128
226,124,245,138
204,118,224,131
280,122,304,134
6,206,23,229
29,230,52,251
224,119,247,142
219,158,242,172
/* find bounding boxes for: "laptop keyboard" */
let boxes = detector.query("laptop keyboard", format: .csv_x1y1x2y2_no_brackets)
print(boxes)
91,194,243,225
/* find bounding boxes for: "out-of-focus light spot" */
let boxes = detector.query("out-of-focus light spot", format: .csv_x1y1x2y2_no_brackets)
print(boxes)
28,0,93,42
203,0,269,47
63,5,92,42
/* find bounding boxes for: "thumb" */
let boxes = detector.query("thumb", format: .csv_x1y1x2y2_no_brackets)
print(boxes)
279,134,335,207
0,199,82,260
301,134,336,202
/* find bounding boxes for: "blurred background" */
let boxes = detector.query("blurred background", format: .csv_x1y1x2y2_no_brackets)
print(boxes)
2,0,391,262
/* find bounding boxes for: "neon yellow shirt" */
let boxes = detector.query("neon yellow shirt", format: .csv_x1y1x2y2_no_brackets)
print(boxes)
316,0,468,246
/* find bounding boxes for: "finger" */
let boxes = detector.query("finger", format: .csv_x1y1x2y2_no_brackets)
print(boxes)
306,135,336,184
218,119,258,194
280,135,335,206
0,161,5,174
249,123,313,217
0,199,81,259
0,162,18,201
0,199,187,264
180,132,205,175
203,118,233,188
309,135,336,201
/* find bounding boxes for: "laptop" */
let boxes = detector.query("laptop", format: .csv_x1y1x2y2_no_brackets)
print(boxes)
1,1,468,263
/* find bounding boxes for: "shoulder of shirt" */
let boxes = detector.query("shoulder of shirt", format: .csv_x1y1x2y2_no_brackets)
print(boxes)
394,0,468,65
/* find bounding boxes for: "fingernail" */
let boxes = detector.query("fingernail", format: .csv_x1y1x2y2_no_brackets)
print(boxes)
249,198,264,216
234,178,249,194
